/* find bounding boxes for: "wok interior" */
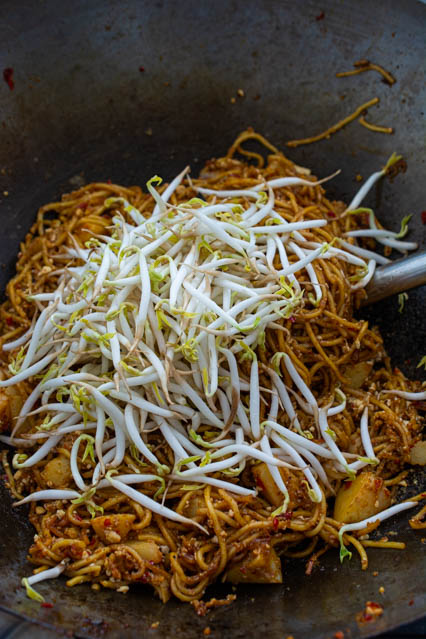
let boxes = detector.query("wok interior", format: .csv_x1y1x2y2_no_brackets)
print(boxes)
0,1,424,637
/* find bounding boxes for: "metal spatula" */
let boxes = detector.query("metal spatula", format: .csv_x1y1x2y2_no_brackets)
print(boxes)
363,250,426,305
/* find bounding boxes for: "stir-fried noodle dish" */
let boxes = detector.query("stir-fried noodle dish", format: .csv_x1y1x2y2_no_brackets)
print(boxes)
0,130,424,606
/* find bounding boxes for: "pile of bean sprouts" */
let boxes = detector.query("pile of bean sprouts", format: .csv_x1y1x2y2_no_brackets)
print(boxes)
0,130,424,604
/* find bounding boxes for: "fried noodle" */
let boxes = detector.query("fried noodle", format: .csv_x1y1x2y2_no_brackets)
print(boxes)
0,130,424,606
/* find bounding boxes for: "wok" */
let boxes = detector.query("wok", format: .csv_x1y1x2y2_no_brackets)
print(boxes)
0,1,425,637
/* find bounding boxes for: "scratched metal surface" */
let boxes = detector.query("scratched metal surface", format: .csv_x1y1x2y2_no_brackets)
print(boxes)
0,0,425,638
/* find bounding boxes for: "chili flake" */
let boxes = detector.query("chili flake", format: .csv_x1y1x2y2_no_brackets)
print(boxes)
3,68,14,90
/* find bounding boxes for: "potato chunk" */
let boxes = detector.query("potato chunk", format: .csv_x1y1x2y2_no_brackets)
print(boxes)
252,462,306,509
74,216,111,245
410,441,426,465
0,391,10,429
343,361,373,389
125,540,162,563
334,472,391,524
41,455,72,488
226,545,282,584
0,385,26,430
91,514,135,543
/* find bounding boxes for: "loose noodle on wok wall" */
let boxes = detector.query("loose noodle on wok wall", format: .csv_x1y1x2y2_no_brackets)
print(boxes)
0,130,424,605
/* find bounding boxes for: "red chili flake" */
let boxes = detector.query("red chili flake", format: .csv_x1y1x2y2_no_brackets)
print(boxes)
344,481,353,490
283,511,293,521
6,317,13,326
79,201,88,211
413,401,426,412
408,599,414,606
421,211,426,224
368,601,382,610
363,614,373,622
256,477,265,490
334,632,344,639
374,478,382,490
139,66,145,72
3,68,14,90
104,518,111,526
316,11,325,21
74,512,82,521
239,566,247,574
273,517,279,531
41,602,53,608
327,211,336,218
